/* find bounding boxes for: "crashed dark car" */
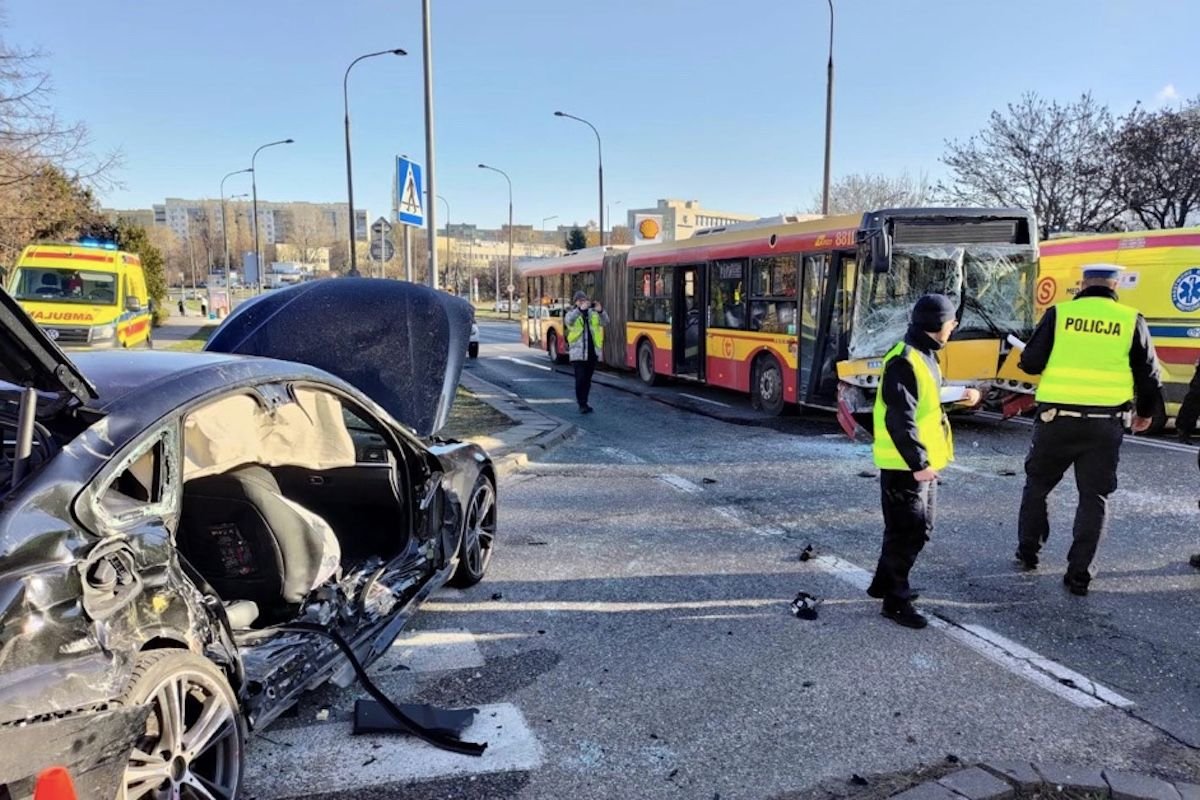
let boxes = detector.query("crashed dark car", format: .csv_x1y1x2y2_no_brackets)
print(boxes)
0,280,497,799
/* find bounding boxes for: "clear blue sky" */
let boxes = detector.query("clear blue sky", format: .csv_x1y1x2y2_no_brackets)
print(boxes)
7,0,1196,230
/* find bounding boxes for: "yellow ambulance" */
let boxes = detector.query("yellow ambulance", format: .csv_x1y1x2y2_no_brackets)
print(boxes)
1037,227,1200,430
6,240,154,349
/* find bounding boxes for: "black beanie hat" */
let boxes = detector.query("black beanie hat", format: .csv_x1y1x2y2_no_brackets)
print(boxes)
911,294,957,332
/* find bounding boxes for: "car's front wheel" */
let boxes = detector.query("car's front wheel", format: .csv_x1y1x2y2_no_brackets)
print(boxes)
450,476,496,587
121,650,244,800
468,341,479,359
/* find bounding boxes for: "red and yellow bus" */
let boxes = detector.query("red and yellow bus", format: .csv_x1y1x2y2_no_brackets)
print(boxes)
518,208,1039,430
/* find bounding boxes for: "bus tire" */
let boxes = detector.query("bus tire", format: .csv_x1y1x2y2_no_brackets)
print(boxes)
753,355,785,417
637,340,660,386
547,330,567,364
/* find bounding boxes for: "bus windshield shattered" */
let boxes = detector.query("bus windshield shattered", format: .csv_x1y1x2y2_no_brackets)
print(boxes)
848,240,1037,360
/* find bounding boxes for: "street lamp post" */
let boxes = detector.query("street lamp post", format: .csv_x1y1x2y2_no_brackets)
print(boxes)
220,168,252,278
343,48,406,278
542,215,558,248
251,138,294,293
477,164,513,319
607,200,622,242
821,0,834,216
554,111,604,247
437,194,451,291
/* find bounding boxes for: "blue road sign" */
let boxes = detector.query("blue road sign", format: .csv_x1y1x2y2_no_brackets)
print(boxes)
396,157,424,227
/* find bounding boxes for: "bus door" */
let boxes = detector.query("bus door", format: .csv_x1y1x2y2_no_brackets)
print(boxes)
526,277,542,347
673,264,704,377
802,250,854,405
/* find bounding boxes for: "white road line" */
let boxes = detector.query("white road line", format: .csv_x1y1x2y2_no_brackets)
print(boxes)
244,703,544,798
712,505,786,536
600,446,648,464
809,554,1128,711
501,356,553,372
370,628,485,673
513,378,559,382
657,473,704,494
976,411,1196,454
679,392,732,408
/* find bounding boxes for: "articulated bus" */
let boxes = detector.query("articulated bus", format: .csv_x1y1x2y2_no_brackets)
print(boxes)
517,208,1039,432
1038,226,1200,431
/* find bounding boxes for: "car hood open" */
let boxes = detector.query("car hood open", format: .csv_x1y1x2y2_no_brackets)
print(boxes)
205,279,471,437
0,288,96,405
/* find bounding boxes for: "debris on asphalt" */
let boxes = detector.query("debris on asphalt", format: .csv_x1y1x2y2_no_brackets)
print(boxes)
668,768,679,780
802,681,815,688
362,755,378,767
851,774,870,786
789,591,822,620
352,699,479,738
316,707,330,722
702,477,718,484
491,591,504,600
946,754,961,764
997,469,1017,476
799,544,814,562
858,470,878,478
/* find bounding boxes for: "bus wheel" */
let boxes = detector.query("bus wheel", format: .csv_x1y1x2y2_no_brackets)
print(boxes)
753,356,785,416
637,340,659,386
546,331,559,362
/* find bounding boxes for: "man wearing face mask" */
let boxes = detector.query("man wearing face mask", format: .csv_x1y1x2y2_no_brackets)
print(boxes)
564,290,609,414
867,294,981,629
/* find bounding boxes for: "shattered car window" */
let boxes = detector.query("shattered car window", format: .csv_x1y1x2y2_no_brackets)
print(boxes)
848,247,964,360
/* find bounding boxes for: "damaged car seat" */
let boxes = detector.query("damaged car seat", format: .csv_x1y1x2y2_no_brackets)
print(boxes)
178,465,341,624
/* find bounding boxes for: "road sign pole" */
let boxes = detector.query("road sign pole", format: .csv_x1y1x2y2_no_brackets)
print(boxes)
404,224,412,282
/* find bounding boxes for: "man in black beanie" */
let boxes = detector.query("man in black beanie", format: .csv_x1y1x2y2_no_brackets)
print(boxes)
867,293,981,628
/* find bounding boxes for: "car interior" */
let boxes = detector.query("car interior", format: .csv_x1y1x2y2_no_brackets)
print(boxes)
159,386,410,630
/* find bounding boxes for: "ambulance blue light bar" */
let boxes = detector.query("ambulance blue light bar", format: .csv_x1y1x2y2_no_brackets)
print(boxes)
77,238,118,250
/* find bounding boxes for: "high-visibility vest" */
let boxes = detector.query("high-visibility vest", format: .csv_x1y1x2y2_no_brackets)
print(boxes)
873,341,954,471
1035,297,1137,407
566,310,604,350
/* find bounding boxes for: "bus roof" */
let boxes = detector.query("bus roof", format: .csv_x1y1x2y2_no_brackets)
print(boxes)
1040,226,1200,257
516,246,626,277
625,213,861,267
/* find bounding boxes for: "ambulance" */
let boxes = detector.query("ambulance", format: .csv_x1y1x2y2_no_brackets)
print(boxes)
1037,226,1200,431
6,239,154,349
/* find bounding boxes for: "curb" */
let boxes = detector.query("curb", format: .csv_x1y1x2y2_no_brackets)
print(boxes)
889,762,1198,800
458,371,576,478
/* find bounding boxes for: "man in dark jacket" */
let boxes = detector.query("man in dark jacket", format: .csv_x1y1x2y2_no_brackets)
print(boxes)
1015,264,1163,595
867,294,981,629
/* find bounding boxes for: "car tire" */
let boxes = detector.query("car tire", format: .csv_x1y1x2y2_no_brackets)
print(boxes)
637,340,660,386
753,356,786,416
450,476,496,588
121,650,244,800
468,341,479,359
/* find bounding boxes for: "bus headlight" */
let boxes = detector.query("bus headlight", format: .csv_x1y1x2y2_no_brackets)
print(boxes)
91,323,116,343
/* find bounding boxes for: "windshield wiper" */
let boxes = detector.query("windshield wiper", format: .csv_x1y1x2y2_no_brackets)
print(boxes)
960,295,1012,339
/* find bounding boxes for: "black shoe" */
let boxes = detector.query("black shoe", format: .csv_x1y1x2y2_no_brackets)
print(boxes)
581,405,594,414
882,599,928,629
1062,573,1089,596
1014,550,1038,571
1189,554,1200,570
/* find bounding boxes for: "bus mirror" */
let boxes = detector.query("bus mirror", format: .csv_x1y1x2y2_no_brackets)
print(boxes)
871,232,892,273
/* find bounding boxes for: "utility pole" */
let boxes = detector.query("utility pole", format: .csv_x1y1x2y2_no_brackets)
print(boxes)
421,0,438,289
821,0,834,216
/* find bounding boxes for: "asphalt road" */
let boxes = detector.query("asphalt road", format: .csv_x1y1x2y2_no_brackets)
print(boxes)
244,320,1200,800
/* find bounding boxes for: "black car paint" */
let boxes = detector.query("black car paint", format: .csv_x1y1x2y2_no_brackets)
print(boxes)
0,284,491,794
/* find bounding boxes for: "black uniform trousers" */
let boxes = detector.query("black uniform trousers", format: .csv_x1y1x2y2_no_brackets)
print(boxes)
573,357,596,409
1017,415,1123,582
868,470,936,602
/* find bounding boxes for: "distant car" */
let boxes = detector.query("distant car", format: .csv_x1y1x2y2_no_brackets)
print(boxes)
469,313,480,359
493,299,521,313
0,280,497,798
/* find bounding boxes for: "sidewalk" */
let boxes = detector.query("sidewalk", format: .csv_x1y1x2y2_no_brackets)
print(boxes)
458,371,575,476
154,312,218,345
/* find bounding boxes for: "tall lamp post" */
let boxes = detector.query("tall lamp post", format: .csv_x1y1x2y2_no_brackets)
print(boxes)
820,0,834,216
251,138,294,292
554,111,604,246
220,168,252,278
542,215,558,247
477,163,513,319
343,48,406,278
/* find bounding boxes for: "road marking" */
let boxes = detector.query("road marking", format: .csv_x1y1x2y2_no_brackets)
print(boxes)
808,554,1129,711
657,473,703,494
370,628,485,673
976,411,1195,454
513,378,559,382
711,505,786,536
600,446,648,464
501,356,553,372
679,392,732,408
524,398,576,405
243,703,544,798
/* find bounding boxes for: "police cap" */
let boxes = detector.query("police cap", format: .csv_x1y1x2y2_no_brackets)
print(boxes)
1081,263,1125,281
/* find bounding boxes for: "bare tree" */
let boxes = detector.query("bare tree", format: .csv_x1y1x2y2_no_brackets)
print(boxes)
940,93,1124,236
285,205,334,268
1114,98,1200,229
810,171,933,214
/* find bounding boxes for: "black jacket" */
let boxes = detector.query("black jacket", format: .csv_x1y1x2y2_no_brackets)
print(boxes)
1019,286,1164,419
879,326,944,472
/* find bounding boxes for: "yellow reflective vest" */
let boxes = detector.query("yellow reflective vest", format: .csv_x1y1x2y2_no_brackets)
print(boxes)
566,308,605,350
873,341,954,471
1035,297,1137,407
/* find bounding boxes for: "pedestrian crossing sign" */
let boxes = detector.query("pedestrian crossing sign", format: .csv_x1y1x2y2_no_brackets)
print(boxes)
396,156,424,227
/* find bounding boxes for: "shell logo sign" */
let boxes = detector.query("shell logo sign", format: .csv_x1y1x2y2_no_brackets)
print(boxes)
634,214,664,244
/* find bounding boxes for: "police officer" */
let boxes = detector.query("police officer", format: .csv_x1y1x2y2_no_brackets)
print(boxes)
868,294,981,629
564,290,609,414
1174,360,1200,443
1015,263,1164,595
